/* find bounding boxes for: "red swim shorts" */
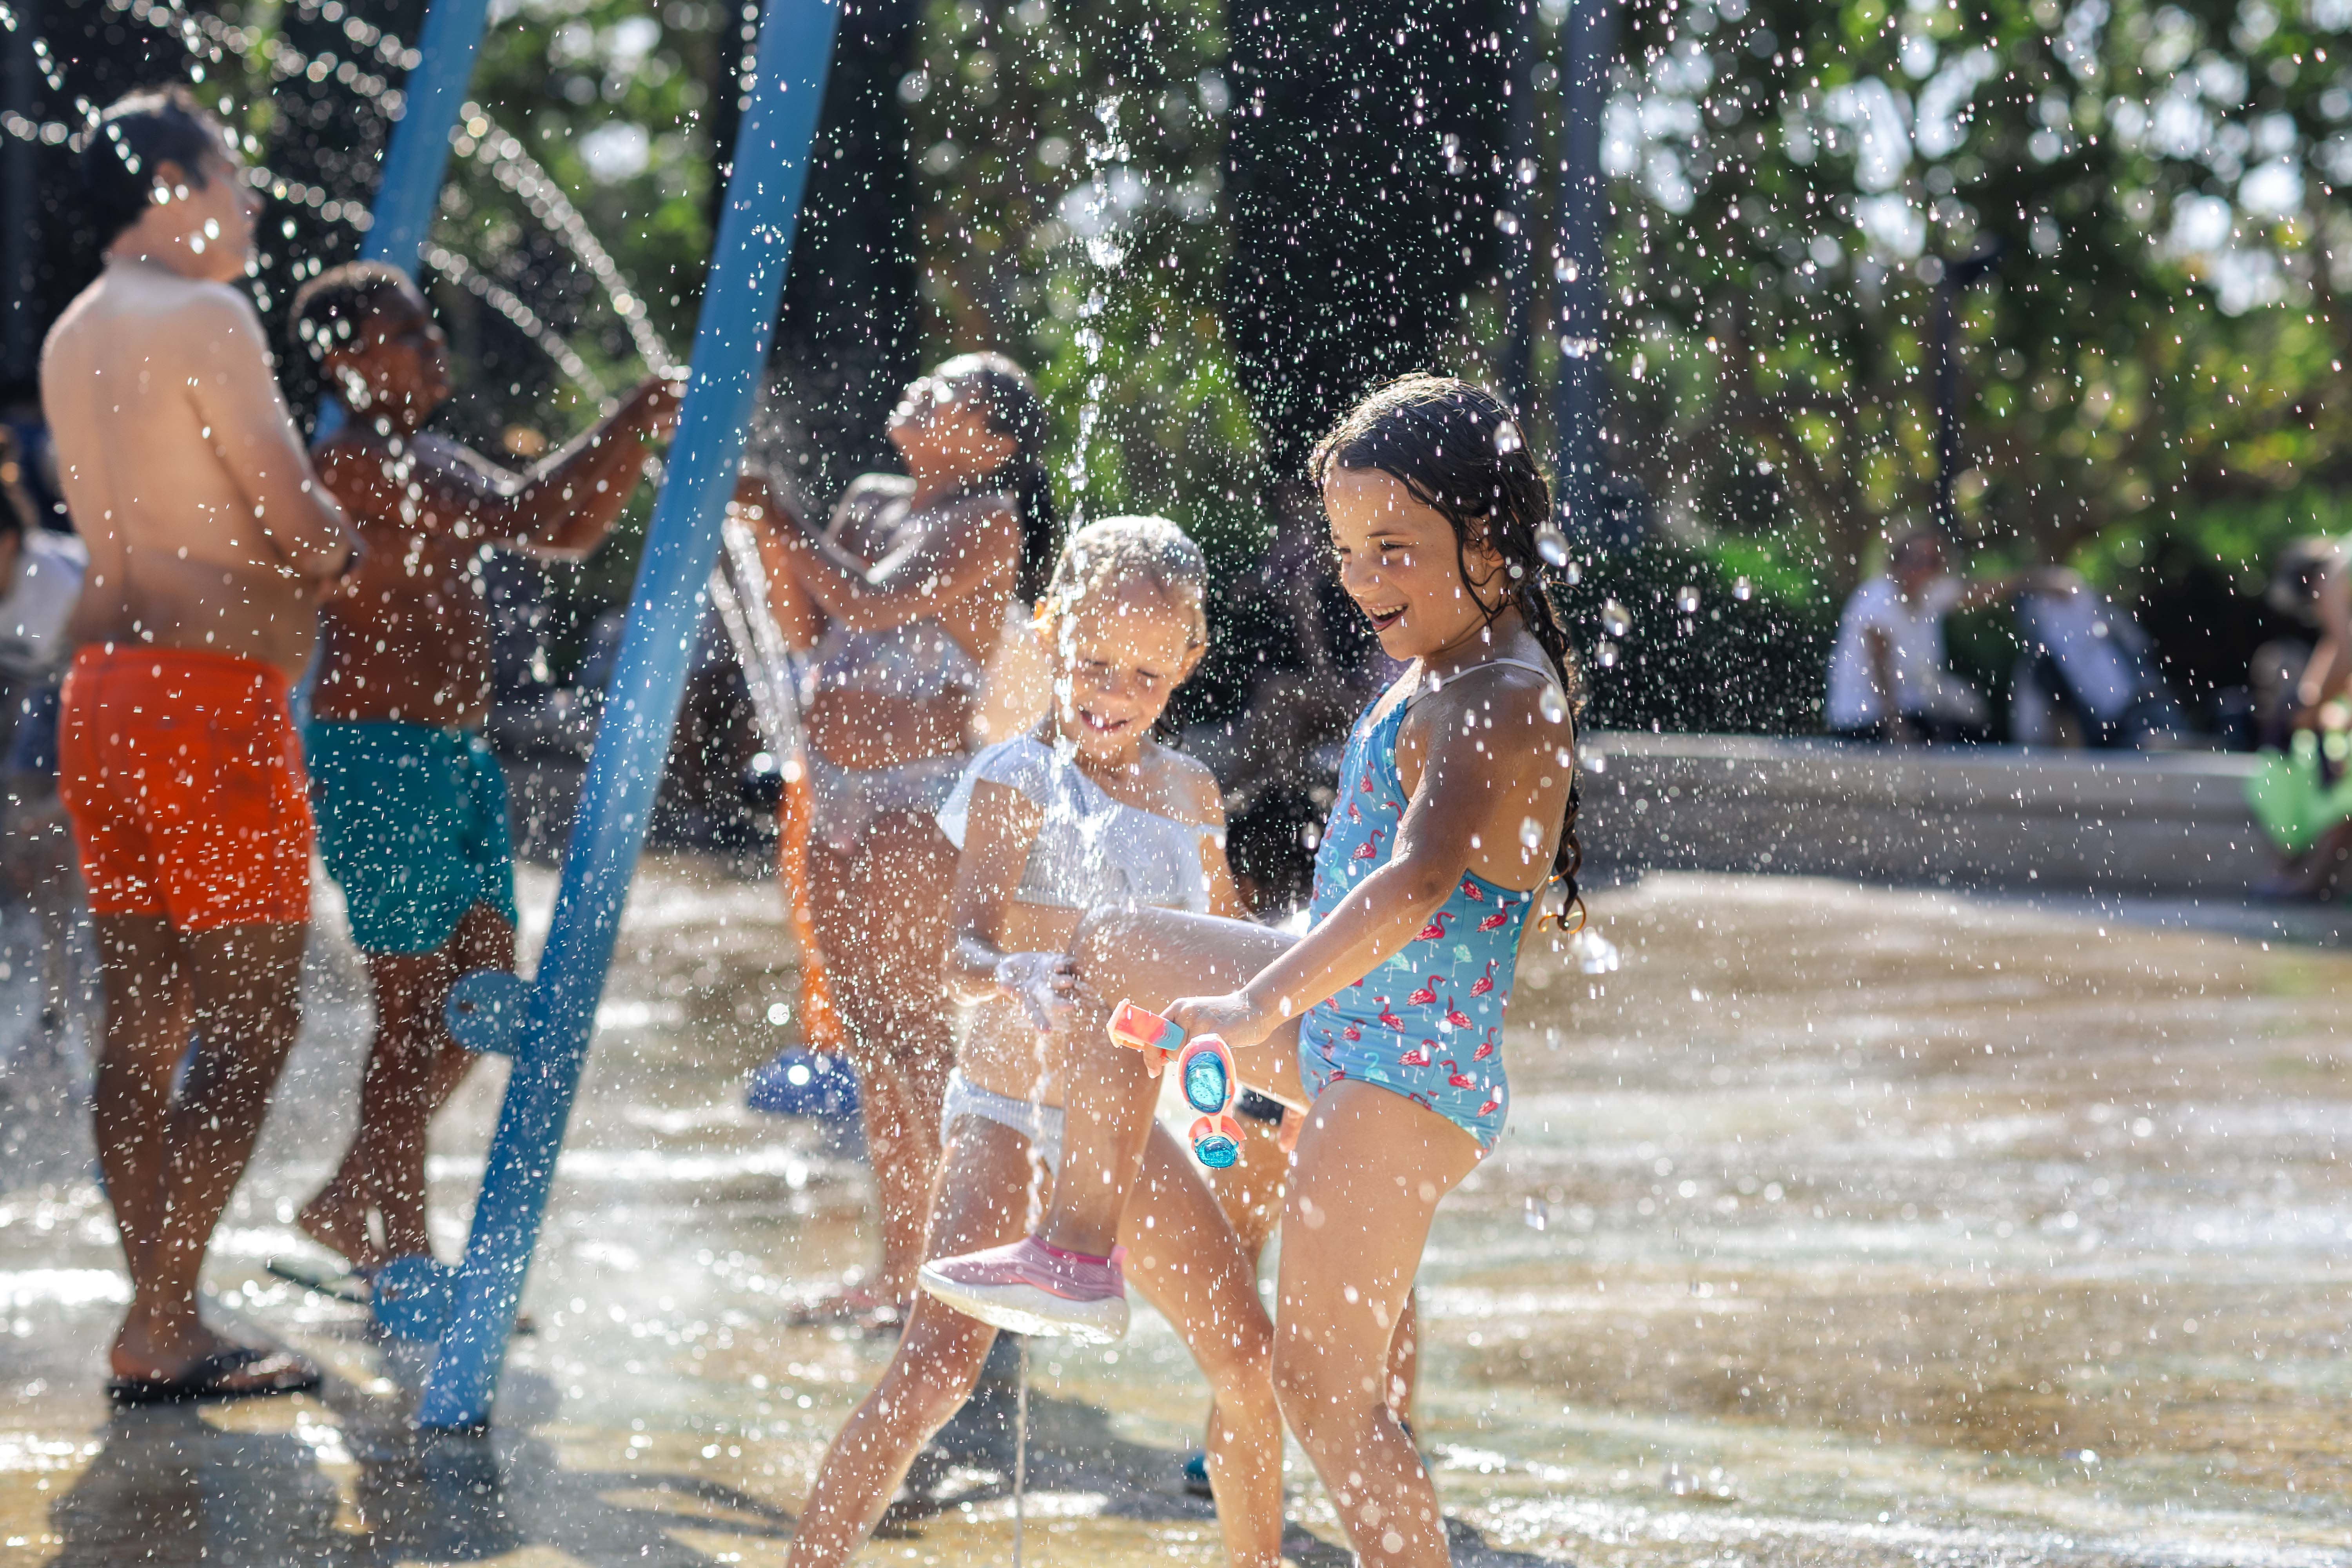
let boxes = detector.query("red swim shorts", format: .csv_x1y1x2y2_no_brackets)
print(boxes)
56,645,314,930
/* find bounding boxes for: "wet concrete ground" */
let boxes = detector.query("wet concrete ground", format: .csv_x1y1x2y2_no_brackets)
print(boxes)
2,861,2349,1566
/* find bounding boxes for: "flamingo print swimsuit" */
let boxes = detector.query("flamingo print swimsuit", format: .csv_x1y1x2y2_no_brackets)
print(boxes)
1298,661,1558,1152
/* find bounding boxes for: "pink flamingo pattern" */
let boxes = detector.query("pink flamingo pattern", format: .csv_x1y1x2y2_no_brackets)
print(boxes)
1294,690,1544,1155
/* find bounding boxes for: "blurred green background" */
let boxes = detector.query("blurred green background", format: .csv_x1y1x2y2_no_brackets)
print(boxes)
13,0,2352,733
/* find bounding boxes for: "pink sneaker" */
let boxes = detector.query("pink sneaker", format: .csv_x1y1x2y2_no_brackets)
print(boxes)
917,1235,1129,1342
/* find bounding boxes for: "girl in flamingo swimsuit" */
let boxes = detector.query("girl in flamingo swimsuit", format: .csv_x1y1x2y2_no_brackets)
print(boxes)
924,374,1584,1568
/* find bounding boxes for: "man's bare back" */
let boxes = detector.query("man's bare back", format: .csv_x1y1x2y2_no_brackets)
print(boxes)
45,259,354,680
43,87,352,1405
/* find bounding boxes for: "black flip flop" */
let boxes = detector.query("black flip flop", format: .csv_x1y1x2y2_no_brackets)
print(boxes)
105,1345,324,1407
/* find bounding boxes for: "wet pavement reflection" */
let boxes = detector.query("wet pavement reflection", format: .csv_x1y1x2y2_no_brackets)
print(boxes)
2,863,2348,1565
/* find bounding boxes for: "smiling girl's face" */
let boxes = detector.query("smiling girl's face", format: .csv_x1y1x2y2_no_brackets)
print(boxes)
1046,576,1201,768
1323,464,1506,662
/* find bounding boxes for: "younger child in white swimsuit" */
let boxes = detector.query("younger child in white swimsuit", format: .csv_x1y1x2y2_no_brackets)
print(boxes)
775,517,1285,1568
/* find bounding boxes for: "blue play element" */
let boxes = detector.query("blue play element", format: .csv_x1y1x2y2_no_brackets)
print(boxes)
746,1049,861,1122
367,0,495,274
372,1253,454,1342
417,0,844,1432
1179,1042,1232,1117
445,969,526,1056
1192,1130,1241,1169
316,0,500,441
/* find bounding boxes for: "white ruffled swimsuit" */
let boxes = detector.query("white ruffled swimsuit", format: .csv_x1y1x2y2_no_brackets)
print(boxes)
935,734,1221,1168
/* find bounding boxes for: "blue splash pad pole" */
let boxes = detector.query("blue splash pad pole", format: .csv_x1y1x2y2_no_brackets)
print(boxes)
312,0,498,443
417,0,843,1431
365,0,494,273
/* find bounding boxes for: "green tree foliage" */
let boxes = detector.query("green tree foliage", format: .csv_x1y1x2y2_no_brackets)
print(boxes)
900,0,1268,566
1568,0,2352,605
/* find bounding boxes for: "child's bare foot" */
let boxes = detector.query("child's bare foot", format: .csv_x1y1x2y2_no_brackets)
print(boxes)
298,1187,383,1272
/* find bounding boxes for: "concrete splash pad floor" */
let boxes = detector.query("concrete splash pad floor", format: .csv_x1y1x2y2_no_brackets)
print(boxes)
3,863,2350,1566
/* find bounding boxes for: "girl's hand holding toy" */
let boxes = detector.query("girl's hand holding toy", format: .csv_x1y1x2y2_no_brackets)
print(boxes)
1108,999,1254,1169
1160,991,1280,1053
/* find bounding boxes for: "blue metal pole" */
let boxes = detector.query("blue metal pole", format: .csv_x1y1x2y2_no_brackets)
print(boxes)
364,0,495,273
313,0,497,441
1552,0,1615,546
417,0,843,1431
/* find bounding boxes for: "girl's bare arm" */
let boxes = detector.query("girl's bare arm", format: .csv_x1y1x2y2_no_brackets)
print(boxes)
943,781,1051,1004
764,490,1019,633
1166,675,1567,1049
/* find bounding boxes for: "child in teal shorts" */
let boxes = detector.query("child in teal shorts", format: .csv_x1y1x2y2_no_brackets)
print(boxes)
289,261,678,1276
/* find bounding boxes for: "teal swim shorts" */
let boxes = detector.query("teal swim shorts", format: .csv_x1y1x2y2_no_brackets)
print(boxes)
304,720,520,955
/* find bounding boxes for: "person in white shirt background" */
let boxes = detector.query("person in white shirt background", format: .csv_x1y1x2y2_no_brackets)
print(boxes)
1824,526,2031,745
0,424,85,779
1,423,89,1073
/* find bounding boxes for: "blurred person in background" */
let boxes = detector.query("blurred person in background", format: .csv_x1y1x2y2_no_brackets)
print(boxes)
732,354,1058,1324
2007,570,2183,750
2249,538,2352,898
0,424,88,1058
0,424,82,773
285,260,677,1281
1825,527,2008,744
2250,537,2338,748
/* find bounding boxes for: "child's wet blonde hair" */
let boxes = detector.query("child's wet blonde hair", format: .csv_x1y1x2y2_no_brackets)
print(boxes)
1039,515,1209,650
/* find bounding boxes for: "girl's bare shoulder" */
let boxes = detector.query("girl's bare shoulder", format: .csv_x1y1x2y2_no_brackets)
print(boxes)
1400,656,1570,759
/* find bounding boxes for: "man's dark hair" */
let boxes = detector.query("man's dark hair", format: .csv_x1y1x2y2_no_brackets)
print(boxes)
290,261,425,363
77,86,232,249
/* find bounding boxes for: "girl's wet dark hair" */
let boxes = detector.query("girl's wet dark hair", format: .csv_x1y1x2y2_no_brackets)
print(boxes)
1311,372,1587,909
935,352,1060,606
77,87,232,249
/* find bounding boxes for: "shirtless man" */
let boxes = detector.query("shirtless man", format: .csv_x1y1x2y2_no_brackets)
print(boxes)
41,87,361,1403
287,261,677,1276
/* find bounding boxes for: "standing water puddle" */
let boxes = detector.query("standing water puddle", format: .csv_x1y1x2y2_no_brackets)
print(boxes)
2,863,2348,1565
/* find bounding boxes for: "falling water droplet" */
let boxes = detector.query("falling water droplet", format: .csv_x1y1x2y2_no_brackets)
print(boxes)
1594,639,1619,669
1534,523,1570,568
1539,684,1567,724
1519,815,1543,853
1733,575,1753,601
1495,420,1524,455
1600,599,1631,638
1562,561,1583,586
1675,584,1700,614
1571,927,1622,974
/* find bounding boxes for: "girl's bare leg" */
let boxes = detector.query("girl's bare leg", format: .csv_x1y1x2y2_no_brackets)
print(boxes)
783,1120,1030,1568
1039,907,1295,1257
1273,1082,1482,1567
1203,1026,1422,1442
1123,1123,1283,1568
789,1116,1283,1568
810,812,958,1301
